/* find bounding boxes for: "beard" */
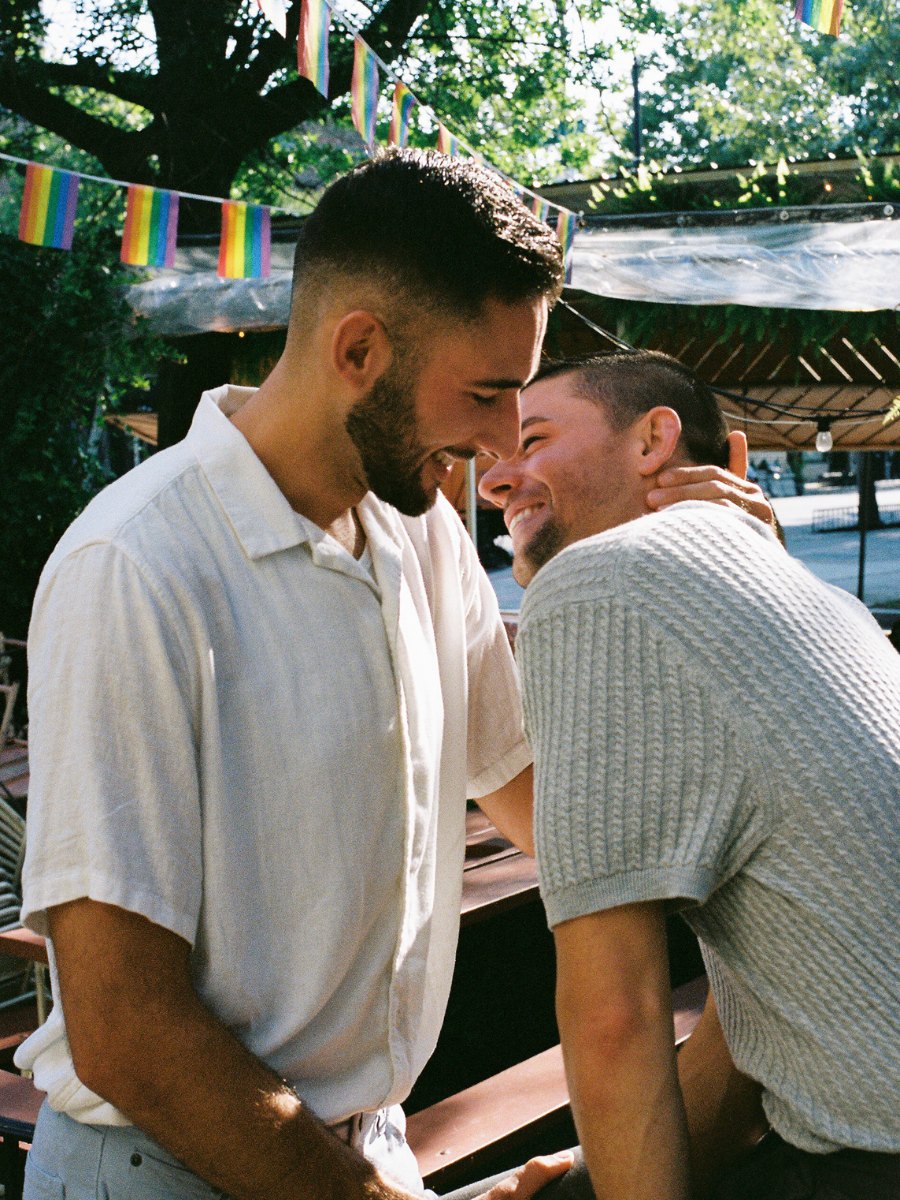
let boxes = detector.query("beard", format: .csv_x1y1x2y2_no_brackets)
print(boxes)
344,364,434,517
514,517,566,586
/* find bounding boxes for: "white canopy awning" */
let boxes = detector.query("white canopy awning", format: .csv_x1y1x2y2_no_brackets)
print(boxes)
569,219,900,312
126,217,900,336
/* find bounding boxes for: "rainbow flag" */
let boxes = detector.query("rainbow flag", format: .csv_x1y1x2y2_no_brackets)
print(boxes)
556,209,577,283
531,195,550,223
255,0,287,37
351,38,379,150
120,185,179,268
794,0,842,35
218,202,271,279
436,124,459,157
389,82,416,147
18,163,80,250
298,0,330,96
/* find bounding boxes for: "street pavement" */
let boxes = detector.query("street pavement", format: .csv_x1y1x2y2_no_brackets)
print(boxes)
486,482,900,619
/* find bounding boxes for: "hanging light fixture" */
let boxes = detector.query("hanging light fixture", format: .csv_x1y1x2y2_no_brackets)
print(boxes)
815,418,833,454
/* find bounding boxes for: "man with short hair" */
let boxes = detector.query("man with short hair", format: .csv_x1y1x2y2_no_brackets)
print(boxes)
19,157,765,1200
479,350,900,1200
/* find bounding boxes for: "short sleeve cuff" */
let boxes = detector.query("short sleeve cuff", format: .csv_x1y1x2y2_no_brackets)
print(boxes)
542,864,719,929
467,737,533,800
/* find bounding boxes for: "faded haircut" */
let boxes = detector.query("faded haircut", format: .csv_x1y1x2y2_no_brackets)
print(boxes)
290,149,564,340
535,349,730,468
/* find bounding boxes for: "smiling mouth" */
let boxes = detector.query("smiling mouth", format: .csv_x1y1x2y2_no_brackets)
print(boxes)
508,504,544,535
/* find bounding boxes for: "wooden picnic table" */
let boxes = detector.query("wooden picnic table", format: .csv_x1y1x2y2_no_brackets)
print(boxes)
462,807,537,926
0,809,527,969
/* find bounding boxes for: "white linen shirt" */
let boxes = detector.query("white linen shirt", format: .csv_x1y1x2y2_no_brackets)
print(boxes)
18,386,531,1129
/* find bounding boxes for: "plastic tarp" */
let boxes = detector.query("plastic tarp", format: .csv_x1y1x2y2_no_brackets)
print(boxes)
570,219,900,312
127,218,900,334
127,271,294,336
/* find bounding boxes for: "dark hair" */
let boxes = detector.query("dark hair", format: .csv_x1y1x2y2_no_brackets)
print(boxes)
535,350,729,468
291,149,564,327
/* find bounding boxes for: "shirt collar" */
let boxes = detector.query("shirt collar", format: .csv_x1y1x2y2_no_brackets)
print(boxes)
188,387,409,583
189,386,329,561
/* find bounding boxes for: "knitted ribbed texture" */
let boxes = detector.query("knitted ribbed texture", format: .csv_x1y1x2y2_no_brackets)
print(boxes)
518,503,900,1153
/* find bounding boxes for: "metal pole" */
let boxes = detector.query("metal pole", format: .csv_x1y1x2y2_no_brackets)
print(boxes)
857,451,871,601
465,458,478,546
631,59,643,166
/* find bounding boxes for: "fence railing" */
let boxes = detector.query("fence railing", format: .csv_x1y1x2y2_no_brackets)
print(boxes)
811,504,900,533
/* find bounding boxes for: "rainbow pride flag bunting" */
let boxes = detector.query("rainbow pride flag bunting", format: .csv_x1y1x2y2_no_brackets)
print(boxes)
794,0,842,35
556,209,577,283
298,0,330,96
531,195,550,223
18,163,80,250
389,83,416,147
255,0,287,37
120,185,179,268
436,124,459,157
218,202,271,279
351,38,379,150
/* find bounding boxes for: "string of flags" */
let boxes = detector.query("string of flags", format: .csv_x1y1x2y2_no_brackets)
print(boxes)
4,0,593,279
276,0,580,277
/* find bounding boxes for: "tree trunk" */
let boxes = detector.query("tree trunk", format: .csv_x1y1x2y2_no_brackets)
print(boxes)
154,334,235,449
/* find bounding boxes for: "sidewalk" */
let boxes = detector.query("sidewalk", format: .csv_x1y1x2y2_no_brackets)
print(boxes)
486,483,900,616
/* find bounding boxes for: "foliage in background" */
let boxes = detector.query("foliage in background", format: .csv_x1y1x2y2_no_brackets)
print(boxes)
0,0,650,222
632,0,899,171
587,154,900,216
0,189,168,637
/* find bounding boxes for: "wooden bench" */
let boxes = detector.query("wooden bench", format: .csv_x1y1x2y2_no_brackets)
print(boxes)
407,975,709,1192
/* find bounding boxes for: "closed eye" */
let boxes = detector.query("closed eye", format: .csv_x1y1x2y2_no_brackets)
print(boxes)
522,434,544,452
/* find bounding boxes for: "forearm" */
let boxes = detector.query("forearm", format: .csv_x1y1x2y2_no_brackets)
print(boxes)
560,1000,692,1200
477,763,535,855
95,991,393,1200
554,906,691,1200
676,994,768,1197
51,901,412,1200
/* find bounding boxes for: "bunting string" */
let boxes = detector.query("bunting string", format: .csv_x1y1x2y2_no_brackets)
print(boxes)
288,0,577,227
1,0,581,271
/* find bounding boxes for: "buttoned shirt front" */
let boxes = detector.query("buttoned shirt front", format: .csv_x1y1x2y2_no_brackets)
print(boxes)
19,386,531,1128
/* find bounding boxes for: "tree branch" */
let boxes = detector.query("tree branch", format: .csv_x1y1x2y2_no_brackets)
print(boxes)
0,56,155,181
12,56,156,110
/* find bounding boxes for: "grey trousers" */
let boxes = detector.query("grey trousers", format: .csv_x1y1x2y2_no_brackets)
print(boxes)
23,1104,593,1200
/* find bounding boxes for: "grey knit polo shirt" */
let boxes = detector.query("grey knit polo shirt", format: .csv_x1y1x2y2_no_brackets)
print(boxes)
518,502,900,1155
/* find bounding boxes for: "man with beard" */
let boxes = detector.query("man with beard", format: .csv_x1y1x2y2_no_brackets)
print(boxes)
18,157,765,1200
479,351,900,1200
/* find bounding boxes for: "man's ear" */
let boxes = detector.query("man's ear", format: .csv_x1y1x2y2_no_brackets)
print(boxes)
331,310,392,392
635,407,682,478
726,430,749,479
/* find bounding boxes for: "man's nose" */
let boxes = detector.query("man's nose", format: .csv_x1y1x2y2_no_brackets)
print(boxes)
478,455,517,507
475,390,522,461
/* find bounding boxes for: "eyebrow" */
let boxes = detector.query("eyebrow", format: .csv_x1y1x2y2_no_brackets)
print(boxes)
467,376,531,390
520,415,551,431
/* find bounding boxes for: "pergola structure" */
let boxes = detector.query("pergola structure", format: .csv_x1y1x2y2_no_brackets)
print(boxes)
550,292,900,453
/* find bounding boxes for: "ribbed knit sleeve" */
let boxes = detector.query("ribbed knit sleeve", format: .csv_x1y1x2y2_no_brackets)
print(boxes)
519,533,774,930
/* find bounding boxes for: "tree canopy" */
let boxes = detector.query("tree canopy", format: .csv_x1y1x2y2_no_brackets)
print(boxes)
633,0,899,170
0,0,637,221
